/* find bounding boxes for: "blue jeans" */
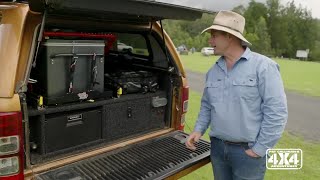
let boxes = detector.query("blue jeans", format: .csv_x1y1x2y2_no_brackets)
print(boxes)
210,137,266,180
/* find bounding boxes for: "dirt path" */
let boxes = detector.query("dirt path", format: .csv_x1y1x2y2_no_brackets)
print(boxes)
186,70,320,142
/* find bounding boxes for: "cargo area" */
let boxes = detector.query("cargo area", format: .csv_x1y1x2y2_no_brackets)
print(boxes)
1,1,215,179
24,22,179,167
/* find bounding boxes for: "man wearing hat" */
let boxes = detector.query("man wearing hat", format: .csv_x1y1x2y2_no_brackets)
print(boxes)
186,11,288,179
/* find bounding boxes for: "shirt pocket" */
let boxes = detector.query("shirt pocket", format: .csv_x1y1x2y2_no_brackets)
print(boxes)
232,77,259,100
205,80,223,103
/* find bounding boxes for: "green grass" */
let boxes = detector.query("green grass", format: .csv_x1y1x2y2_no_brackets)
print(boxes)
181,91,320,180
180,53,320,97
181,53,219,73
275,58,320,97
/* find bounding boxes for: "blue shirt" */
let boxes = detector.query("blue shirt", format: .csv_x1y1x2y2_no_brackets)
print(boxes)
194,47,288,157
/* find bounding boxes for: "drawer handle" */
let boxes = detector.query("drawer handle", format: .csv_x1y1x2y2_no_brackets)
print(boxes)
67,114,83,122
127,107,132,118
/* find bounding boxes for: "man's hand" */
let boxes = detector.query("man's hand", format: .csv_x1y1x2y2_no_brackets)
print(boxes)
186,132,202,150
245,149,260,158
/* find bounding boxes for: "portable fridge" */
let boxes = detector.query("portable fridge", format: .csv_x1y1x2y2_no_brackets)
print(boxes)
35,39,110,105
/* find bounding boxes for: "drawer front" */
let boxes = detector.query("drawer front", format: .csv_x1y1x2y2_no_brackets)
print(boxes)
103,96,166,141
45,109,102,153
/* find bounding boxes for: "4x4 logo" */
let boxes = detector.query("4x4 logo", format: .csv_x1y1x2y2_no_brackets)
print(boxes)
266,149,303,169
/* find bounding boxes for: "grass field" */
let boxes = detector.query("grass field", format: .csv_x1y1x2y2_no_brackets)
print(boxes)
180,91,320,180
181,53,320,97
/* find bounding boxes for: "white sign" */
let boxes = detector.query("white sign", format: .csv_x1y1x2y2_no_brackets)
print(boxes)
296,50,308,58
266,149,303,170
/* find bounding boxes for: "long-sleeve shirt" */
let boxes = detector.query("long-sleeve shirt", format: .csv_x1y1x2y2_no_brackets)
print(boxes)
194,47,288,157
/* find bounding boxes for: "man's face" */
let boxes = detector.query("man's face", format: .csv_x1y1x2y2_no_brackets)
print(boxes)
208,30,230,55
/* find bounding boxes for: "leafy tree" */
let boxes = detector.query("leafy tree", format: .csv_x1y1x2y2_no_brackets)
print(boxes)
266,0,289,57
251,17,273,55
245,32,259,47
162,20,190,47
233,5,246,15
179,13,214,37
309,20,320,61
163,13,214,50
162,0,320,60
244,0,268,33
282,1,316,58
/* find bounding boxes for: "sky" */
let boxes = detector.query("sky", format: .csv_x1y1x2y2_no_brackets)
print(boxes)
282,0,320,19
156,0,320,19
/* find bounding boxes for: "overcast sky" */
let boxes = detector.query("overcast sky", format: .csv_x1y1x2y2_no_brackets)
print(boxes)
157,0,320,19
282,0,320,18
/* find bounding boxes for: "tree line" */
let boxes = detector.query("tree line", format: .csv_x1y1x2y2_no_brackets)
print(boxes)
163,0,320,61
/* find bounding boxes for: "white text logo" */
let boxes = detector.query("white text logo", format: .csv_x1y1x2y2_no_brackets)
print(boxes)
266,149,302,170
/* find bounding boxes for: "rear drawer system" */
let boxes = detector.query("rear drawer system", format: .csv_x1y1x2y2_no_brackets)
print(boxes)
28,91,169,164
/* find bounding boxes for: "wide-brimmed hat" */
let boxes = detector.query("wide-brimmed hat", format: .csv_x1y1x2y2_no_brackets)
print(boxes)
201,10,251,46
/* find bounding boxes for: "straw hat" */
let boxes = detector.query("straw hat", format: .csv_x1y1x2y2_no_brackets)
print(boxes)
201,10,251,46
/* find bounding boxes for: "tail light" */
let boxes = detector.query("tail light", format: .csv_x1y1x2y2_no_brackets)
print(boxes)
0,112,24,180
179,86,189,130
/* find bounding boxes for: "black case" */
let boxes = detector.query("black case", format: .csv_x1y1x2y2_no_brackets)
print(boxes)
44,109,102,153
34,39,109,105
105,70,159,95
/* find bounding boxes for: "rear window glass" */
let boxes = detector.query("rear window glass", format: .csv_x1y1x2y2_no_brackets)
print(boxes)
115,33,149,56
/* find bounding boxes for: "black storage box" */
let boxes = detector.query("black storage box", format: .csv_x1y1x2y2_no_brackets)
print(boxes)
44,108,102,153
33,39,110,105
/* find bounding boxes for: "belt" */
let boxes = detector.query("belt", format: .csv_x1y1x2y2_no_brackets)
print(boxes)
212,137,248,146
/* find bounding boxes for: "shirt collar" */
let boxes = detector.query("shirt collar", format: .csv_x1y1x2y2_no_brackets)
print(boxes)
240,47,252,61
216,47,252,65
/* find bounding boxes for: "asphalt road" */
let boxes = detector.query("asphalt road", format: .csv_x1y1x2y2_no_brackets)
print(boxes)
186,70,320,142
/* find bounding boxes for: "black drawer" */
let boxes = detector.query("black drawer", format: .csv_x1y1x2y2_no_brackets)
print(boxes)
103,94,166,141
44,109,102,153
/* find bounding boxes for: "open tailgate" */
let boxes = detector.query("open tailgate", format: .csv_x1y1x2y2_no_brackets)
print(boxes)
34,131,210,180
28,0,216,21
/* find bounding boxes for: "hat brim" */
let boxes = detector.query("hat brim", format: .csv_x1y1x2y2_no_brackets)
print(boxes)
201,25,252,46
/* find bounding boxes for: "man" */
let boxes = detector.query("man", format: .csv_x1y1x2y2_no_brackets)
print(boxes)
186,11,288,180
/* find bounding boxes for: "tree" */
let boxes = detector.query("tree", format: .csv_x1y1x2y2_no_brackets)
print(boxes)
163,0,320,60
253,17,273,55
163,20,190,47
243,0,268,33
179,13,214,37
163,13,214,50
233,5,246,15
266,0,289,57
308,19,320,61
282,1,316,58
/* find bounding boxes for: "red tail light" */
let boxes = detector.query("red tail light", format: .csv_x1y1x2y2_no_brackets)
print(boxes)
0,112,24,180
181,86,189,113
179,86,189,130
